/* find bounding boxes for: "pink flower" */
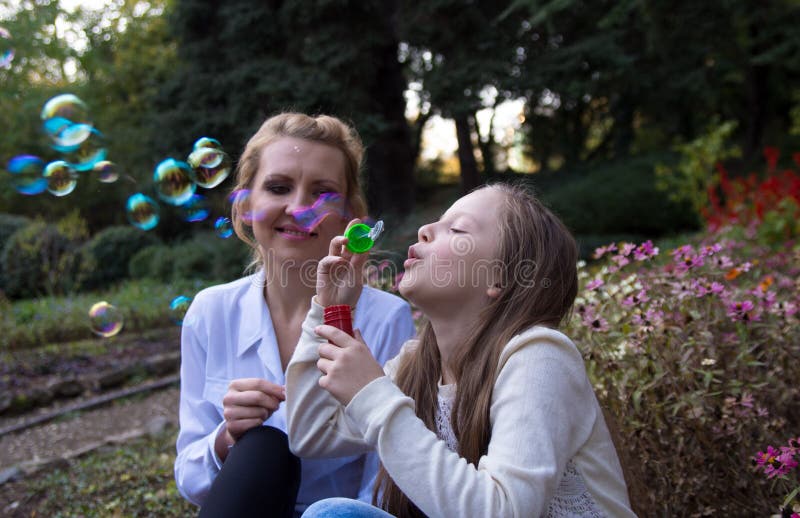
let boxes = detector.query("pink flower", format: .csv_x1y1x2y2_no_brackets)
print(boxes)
622,289,649,308
727,300,759,322
699,243,723,257
712,255,734,269
585,278,604,291
671,244,694,258
587,316,609,332
611,254,630,268
619,243,636,257
593,243,617,259
633,240,659,261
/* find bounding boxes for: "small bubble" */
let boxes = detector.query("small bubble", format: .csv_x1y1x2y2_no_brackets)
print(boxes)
0,27,14,69
153,158,195,206
229,189,265,223
291,193,346,231
92,160,119,183
126,193,160,231
88,301,123,338
62,128,107,171
169,295,192,325
6,155,47,195
40,94,92,148
180,194,210,222
43,160,78,197
193,137,222,150
215,217,233,238
187,147,231,189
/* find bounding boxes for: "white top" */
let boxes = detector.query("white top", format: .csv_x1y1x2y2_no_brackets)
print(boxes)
286,300,637,518
174,272,416,512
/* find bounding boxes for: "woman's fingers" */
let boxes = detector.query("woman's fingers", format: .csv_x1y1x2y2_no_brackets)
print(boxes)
224,404,271,422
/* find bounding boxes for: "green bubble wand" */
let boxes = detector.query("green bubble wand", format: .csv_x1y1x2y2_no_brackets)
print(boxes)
344,220,384,253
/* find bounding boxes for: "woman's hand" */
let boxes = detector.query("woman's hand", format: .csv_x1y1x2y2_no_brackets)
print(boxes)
316,220,369,308
222,378,285,443
315,326,385,405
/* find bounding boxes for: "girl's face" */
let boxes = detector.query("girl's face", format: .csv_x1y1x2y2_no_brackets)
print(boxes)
399,187,504,311
246,137,349,267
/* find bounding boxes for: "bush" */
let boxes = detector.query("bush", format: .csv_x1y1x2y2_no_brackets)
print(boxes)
539,155,700,237
78,226,160,291
1,220,82,299
128,232,250,283
568,232,799,515
0,213,31,291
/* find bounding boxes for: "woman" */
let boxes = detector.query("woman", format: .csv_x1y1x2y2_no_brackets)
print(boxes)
174,113,416,517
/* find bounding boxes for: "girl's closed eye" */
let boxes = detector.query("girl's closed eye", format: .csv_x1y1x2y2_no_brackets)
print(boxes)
450,227,466,234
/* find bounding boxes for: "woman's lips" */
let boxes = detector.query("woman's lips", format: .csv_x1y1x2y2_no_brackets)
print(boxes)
276,226,317,240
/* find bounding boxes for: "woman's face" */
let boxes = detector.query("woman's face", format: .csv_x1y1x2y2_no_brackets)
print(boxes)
246,137,349,269
399,187,505,312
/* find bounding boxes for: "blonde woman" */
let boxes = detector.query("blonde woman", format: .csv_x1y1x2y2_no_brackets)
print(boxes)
174,113,415,517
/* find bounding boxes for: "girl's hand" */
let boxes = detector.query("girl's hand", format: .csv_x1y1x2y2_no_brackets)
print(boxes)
222,378,285,442
315,326,385,405
316,220,369,308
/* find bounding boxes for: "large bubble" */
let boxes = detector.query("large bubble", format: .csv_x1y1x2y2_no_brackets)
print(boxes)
229,189,265,224
43,160,78,196
6,155,47,195
88,301,124,338
187,147,231,189
154,158,195,206
62,128,107,171
180,194,210,222
215,217,233,238
41,94,92,148
92,160,118,183
292,192,346,231
169,295,192,325
0,27,14,69
126,193,160,231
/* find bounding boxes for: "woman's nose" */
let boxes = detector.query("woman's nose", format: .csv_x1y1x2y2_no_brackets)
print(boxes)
285,190,314,214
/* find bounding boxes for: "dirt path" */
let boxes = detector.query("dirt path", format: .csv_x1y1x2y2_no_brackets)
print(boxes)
0,386,179,470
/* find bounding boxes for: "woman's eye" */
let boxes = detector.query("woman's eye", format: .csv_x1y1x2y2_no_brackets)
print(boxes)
266,184,290,194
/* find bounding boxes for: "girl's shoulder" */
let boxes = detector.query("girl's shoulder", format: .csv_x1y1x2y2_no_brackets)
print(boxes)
383,338,419,379
497,326,584,372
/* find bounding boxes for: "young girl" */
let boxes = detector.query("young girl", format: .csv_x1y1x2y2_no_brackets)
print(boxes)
285,183,636,517
174,113,416,517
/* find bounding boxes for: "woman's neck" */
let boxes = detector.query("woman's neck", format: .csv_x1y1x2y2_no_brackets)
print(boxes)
262,264,316,320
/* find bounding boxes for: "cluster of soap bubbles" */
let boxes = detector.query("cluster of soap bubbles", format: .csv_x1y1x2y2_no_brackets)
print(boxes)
126,137,232,234
0,27,13,69
5,94,114,197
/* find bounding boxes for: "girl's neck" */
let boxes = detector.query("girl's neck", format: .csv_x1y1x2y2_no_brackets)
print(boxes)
428,307,482,385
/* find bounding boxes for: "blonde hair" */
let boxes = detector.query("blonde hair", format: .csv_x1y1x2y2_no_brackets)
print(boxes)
231,112,368,268
375,183,579,517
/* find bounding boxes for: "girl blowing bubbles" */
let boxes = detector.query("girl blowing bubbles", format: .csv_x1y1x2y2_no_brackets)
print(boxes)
286,183,636,517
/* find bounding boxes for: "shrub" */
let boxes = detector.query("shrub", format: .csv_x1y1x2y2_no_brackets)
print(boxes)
568,233,799,515
78,226,159,291
128,244,172,281
0,213,31,291
1,220,82,299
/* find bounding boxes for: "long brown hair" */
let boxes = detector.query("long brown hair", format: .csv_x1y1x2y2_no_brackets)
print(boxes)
374,183,579,517
230,112,368,269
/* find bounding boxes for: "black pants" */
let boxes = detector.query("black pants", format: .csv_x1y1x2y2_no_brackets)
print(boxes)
198,426,302,518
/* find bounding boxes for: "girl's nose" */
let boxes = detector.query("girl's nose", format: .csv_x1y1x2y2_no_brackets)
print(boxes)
418,223,432,243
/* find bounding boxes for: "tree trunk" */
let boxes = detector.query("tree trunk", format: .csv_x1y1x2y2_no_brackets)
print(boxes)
474,109,497,176
411,111,432,167
455,113,481,193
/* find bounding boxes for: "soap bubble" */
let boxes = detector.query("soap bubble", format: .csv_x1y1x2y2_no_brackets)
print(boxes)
229,189,265,223
187,147,231,188
169,295,192,325
126,193,160,231
154,158,195,206
215,217,233,238
180,194,210,222
92,160,119,183
41,94,91,135
43,160,78,196
88,301,123,338
62,128,107,171
193,137,222,150
50,123,93,152
6,155,47,195
1,27,15,69
291,192,346,231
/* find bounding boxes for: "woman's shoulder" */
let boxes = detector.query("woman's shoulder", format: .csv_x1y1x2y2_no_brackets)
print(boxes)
357,285,411,314
190,274,261,311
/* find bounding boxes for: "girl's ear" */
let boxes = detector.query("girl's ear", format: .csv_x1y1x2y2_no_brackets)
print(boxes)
486,284,502,299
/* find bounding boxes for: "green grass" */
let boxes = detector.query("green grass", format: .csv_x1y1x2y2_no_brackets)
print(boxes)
0,278,215,351
1,426,196,517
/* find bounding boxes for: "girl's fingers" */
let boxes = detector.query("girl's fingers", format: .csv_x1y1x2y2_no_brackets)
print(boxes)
314,324,360,348
318,342,341,360
317,357,333,375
